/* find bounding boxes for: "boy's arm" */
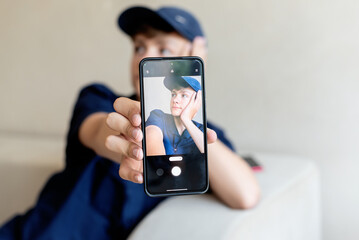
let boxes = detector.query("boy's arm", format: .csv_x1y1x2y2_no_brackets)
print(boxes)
79,97,260,209
187,38,260,208
208,141,260,209
145,126,166,156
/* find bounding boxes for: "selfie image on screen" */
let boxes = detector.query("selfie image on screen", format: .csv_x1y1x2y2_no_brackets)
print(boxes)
141,59,207,195
144,75,204,155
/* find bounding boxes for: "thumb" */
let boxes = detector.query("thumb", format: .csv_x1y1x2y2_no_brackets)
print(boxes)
207,128,217,144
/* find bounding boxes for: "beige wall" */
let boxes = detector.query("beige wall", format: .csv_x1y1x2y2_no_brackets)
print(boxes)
1,0,359,239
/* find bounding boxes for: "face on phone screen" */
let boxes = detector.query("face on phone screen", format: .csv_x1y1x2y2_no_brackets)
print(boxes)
140,57,208,196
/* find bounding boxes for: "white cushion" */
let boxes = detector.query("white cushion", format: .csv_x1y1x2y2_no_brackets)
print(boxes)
129,154,321,240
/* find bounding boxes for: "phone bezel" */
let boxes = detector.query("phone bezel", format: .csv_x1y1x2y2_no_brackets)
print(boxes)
139,56,209,197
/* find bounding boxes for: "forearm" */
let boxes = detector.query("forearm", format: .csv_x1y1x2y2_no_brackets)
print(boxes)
146,126,166,156
182,120,204,153
208,140,260,209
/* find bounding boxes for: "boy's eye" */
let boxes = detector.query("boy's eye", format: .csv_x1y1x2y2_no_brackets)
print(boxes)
135,46,145,55
160,48,172,56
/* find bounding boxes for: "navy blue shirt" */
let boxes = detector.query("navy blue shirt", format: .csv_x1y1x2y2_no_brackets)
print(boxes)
146,109,204,155
0,83,235,240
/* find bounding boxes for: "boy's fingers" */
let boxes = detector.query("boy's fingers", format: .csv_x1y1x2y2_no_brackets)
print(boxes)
105,135,143,161
106,112,142,142
191,37,207,61
179,42,192,56
190,92,196,103
119,160,143,184
195,91,202,104
113,97,141,127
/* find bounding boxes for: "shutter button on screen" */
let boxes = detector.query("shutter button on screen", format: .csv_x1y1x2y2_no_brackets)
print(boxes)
171,166,181,176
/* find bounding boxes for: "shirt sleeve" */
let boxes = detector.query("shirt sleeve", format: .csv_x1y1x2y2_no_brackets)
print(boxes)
65,83,118,167
207,121,236,152
145,109,165,130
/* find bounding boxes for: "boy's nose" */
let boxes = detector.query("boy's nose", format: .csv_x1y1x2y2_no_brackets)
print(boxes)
142,47,159,58
173,96,180,103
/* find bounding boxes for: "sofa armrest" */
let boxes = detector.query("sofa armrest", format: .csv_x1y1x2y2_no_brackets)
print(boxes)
0,134,64,224
129,154,321,240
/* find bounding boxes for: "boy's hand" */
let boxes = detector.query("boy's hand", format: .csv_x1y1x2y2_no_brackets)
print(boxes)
180,90,202,124
105,97,216,185
105,97,144,183
179,36,207,63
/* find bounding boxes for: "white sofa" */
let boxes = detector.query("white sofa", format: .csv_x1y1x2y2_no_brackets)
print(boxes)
0,133,321,239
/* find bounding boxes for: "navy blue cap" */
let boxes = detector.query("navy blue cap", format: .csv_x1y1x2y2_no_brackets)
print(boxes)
164,76,201,92
118,6,204,42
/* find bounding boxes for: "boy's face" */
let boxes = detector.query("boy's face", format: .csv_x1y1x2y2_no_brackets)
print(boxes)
131,29,191,99
170,87,195,117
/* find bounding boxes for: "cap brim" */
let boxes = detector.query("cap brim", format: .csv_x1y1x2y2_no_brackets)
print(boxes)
118,6,170,36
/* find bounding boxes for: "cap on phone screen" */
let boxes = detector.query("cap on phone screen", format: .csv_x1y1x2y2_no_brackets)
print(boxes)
164,76,201,92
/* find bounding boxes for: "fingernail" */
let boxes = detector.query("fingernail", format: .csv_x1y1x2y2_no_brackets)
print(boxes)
133,148,140,158
132,128,140,139
136,175,143,183
132,114,141,125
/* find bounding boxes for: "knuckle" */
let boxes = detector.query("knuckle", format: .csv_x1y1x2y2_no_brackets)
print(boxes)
130,172,137,182
119,140,129,158
118,166,127,180
113,98,121,109
105,135,113,150
114,97,126,112
127,143,135,158
116,97,125,104
117,153,124,164
125,124,133,137
127,108,135,121
106,112,115,127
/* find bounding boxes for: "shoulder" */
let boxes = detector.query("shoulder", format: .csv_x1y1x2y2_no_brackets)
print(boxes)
148,109,170,121
149,109,166,117
72,83,122,119
75,83,136,112
146,125,163,137
146,109,171,129
79,83,118,99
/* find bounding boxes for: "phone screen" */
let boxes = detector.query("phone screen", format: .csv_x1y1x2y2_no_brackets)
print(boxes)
139,57,208,196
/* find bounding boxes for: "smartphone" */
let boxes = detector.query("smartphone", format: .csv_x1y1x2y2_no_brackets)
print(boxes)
242,155,263,172
139,57,208,197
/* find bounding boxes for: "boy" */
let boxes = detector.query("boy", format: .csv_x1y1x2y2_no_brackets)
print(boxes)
0,6,260,240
